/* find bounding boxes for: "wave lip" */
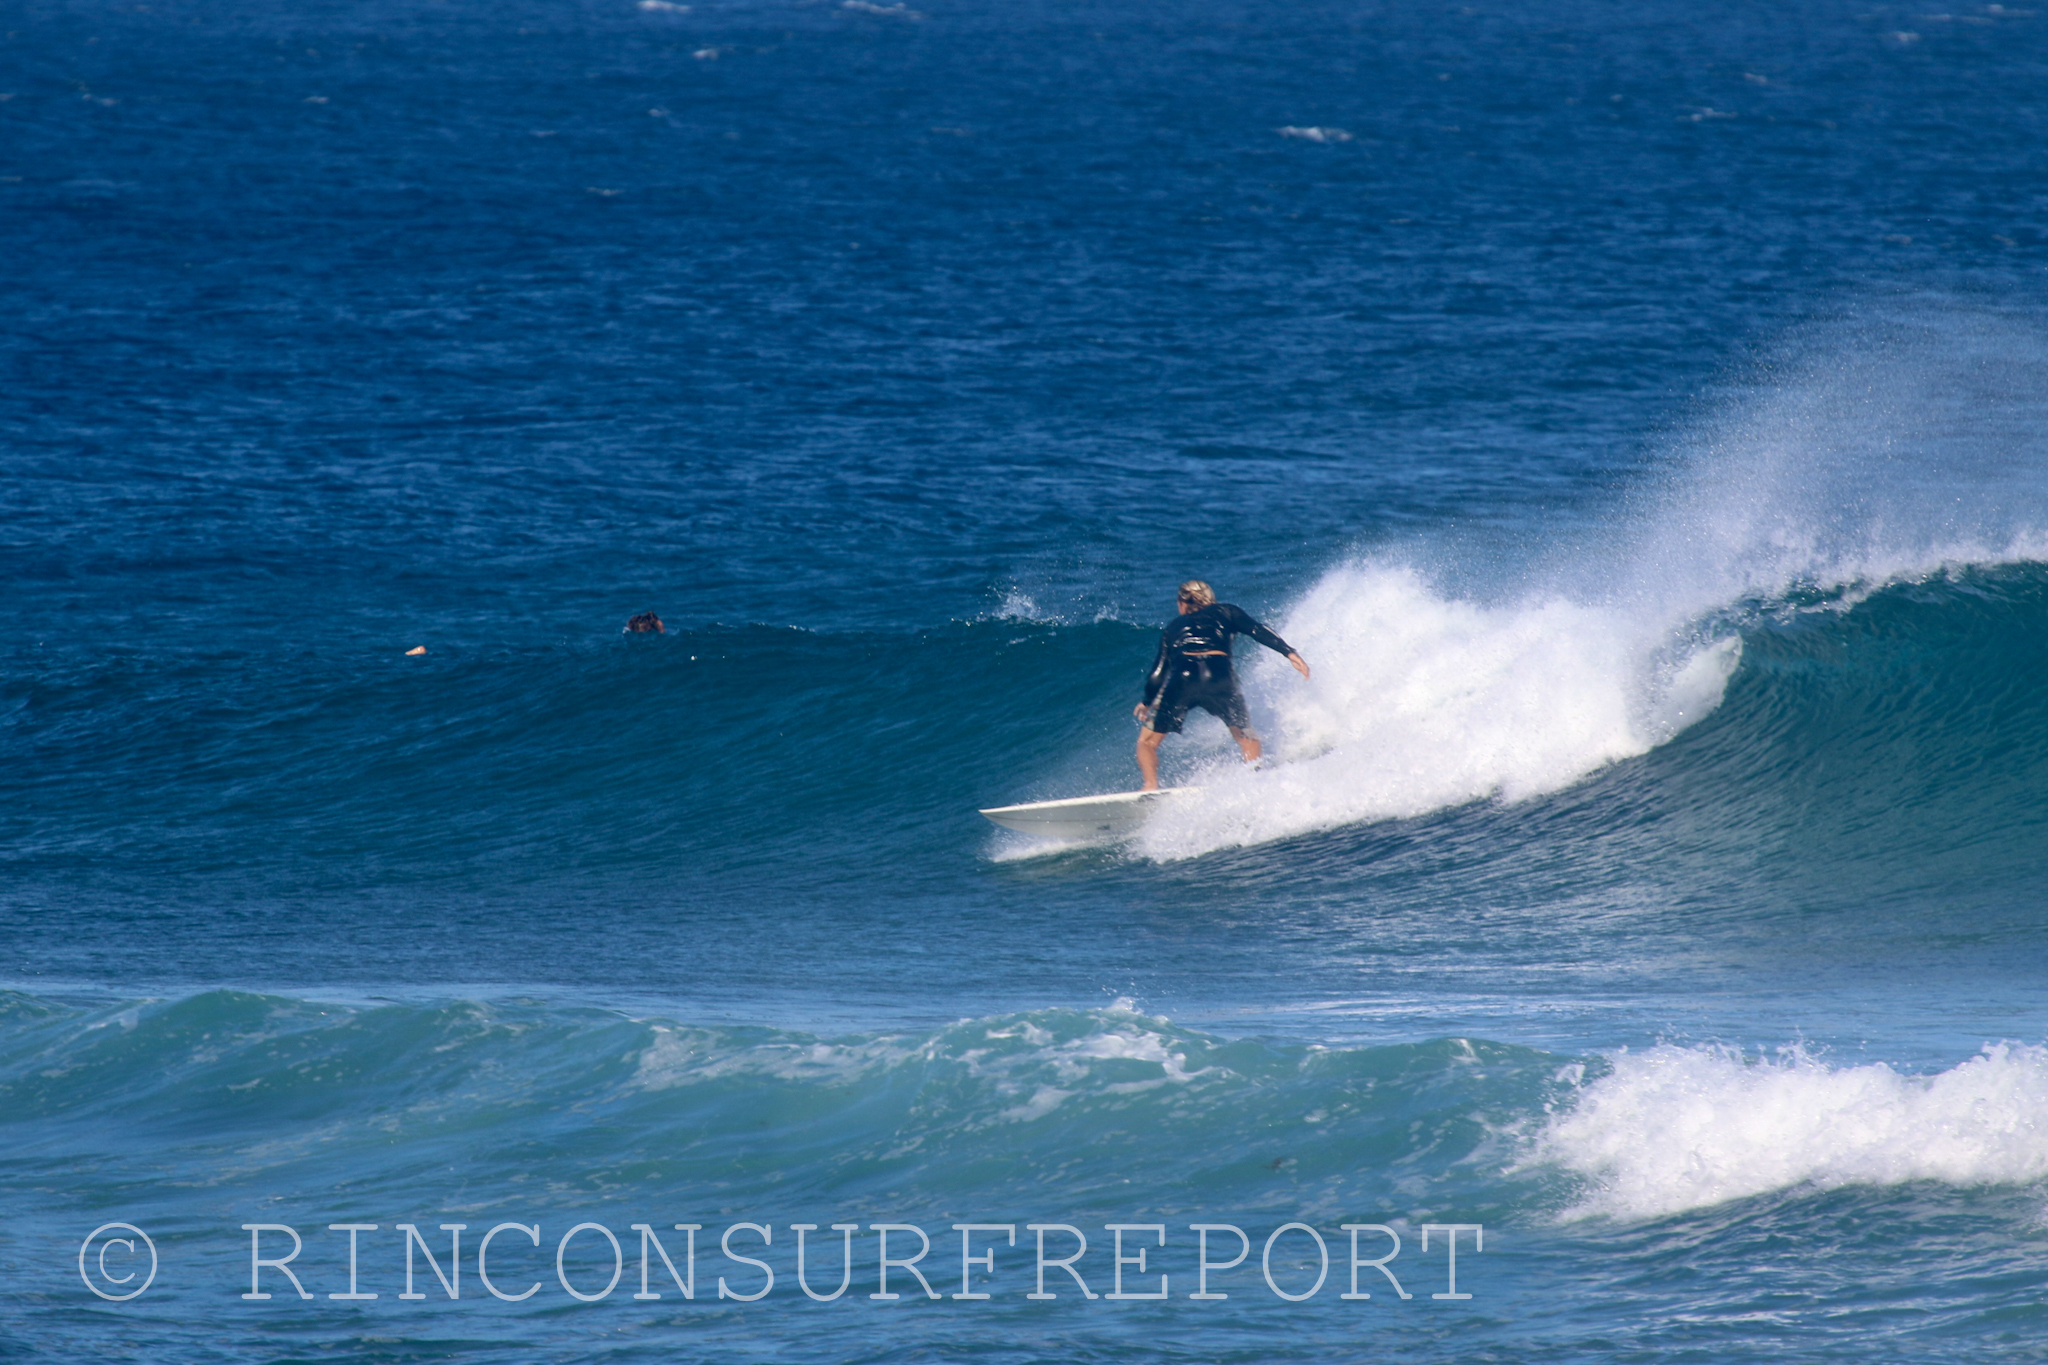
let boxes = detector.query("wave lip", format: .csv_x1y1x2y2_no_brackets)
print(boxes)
1535,1042,2048,1222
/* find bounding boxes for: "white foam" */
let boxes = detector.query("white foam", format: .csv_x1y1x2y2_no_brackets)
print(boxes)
632,1024,917,1089
1133,565,1738,858
967,1016,1218,1122
630,1009,1224,1129
999,1085,1071,1122
980,585,1125,628
990,588,1041,621
1534,1042,2048,1220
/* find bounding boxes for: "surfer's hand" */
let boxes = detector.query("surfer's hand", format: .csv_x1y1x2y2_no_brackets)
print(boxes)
1289,652,1311,681
1133,702,1151,720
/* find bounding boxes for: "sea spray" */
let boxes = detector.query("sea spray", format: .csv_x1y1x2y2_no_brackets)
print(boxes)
1614,305,2048,622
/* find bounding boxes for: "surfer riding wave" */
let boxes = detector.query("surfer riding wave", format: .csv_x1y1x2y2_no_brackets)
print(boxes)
1135,580,1310,790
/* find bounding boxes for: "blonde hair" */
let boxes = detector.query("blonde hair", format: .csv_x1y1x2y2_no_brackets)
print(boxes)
1177,580,1215,607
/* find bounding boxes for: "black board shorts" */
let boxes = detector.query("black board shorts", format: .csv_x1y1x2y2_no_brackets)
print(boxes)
1148,655,1252,734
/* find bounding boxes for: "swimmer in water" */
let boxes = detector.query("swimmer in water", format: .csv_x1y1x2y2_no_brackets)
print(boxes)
1133,580,1309,790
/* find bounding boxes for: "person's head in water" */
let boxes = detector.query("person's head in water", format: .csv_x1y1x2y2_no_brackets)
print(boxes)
1176,580,1215,613
626,611,664,634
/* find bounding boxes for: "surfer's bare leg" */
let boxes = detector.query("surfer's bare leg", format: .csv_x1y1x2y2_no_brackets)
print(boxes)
1136,728,1166,790
1228,726,1262,765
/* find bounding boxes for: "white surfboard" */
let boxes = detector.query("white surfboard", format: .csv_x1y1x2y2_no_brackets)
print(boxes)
978,787,1197,841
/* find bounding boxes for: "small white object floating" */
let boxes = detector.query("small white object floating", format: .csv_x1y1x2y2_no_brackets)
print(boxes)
978,787,1198,841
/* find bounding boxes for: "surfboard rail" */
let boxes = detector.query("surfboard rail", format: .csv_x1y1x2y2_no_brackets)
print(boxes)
977,787,1199,840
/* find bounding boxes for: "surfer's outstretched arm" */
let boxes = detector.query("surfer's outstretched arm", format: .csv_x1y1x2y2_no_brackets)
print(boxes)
1219,604,1309,680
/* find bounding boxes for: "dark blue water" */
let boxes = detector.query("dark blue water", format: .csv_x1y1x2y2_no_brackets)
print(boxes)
6,0,2048,1360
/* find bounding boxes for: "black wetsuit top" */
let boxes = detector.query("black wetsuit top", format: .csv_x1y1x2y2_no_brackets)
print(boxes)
1142,603,1295,706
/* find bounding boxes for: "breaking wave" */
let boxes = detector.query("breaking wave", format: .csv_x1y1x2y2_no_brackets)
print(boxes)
1535,1042,2048,1221
1131,307,2048,858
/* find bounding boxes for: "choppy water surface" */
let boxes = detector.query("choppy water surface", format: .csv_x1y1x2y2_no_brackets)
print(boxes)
5,0,2048,1360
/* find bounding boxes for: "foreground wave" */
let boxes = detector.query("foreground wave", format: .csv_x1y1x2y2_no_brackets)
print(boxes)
8,990,2047,1220
8,991,2048,1361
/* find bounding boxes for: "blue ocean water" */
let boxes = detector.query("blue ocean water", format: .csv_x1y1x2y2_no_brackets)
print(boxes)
6,0,2048,1359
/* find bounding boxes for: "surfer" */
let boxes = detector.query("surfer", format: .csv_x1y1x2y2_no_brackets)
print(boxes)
1133,580,1309,790
626,611,664,634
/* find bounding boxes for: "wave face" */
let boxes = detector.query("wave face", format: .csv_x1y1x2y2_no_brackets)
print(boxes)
12,560,2048,1004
